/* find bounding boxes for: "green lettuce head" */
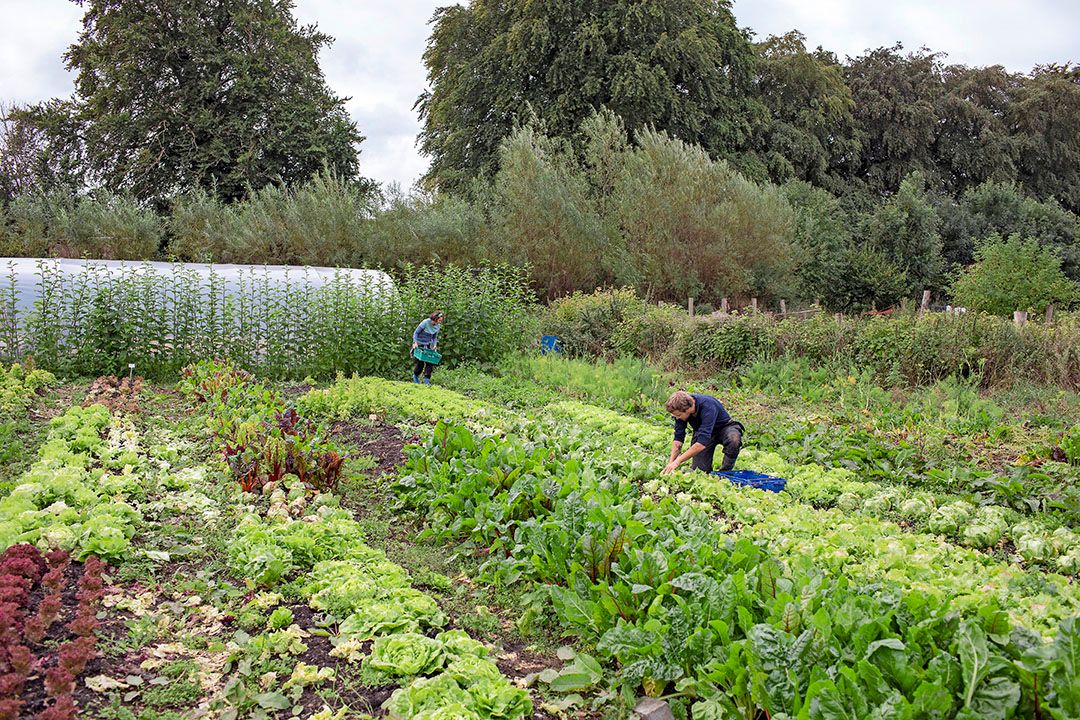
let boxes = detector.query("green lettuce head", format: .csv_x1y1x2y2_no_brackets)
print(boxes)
384,674,470,718
365,633,445,677
468,678,532,720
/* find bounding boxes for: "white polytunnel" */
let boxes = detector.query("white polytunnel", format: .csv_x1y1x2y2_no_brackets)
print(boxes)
0,257,395,320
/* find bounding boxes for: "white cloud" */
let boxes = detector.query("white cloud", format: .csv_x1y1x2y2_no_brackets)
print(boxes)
1,0,1076,190
733,0,1078,69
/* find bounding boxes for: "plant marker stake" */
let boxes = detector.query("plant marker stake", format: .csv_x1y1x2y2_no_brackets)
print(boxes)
128,363,135,381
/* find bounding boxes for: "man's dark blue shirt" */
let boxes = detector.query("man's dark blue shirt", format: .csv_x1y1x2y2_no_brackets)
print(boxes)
673,393,733,446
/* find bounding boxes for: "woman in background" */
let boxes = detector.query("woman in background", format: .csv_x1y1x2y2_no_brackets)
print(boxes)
411,310,444,384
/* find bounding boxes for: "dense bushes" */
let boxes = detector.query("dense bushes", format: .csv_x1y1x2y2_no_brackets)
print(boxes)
950,234,1078,314
4,120,1079,316
541,288,1080,388
690,313,1080,388
0,192,159,260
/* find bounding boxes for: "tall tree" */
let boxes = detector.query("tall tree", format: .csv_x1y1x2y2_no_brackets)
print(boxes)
1008,64,1080,214
488,125,612,299
753,32,861,194
844,44,943,197
1,101,86,201
932,64,1020,197
59,0,364,202
416,0,764,192
937,180,1080,278
612,129,793,303
862,172,944,294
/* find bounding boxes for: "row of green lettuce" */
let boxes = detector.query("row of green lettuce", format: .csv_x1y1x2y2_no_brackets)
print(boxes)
438,359,1080,524
530,399,1080,576
180,360,533,720
0,363,536,720
299,377,1080,625
299,378,1079,719
0,404,153,560
0,361,55,416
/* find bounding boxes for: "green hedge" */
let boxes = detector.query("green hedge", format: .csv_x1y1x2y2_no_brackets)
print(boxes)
542,290,1080,388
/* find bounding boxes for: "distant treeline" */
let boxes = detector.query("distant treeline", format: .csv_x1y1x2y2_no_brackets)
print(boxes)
0,1,1077,312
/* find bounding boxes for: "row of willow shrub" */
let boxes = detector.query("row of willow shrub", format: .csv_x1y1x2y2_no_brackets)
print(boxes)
0,261,533,380
681,312,1080,388
542,289,1080,389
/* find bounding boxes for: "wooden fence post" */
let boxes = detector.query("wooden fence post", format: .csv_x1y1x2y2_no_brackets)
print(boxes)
779,299,786,316
1045,305,1054,324
688,297,694,317
751,297,758,314
720,298,729,313
920,289,931,314
1014,310,1028,326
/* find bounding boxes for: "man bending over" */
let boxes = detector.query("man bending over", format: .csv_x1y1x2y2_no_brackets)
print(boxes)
662,390,744,475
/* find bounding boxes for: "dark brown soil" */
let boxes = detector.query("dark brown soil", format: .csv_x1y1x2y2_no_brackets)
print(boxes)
289,603,397,716
331,419,409,478
30,383,87,421
18,559,123,718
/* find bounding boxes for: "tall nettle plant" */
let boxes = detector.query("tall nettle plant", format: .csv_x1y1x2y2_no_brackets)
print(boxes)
0,261,533,379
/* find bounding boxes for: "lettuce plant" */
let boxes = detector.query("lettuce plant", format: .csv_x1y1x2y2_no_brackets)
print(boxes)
363,633,445,677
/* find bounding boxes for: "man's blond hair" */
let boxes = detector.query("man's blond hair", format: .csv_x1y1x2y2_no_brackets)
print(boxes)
665,391,694,414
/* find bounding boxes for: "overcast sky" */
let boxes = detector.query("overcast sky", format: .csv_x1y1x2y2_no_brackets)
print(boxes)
1,0,1076,191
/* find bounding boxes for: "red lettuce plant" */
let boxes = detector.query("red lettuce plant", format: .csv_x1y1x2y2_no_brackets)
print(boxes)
0,698,22,720
44,666,74,697
0,546,106,718
34,694,77,720
57,637,96,676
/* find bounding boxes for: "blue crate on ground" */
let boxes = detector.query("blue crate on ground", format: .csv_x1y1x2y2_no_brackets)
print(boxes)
713,469,787,493
540,335,563,354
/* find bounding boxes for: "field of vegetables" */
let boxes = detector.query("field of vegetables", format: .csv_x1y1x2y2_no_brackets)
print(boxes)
0,354,1077,720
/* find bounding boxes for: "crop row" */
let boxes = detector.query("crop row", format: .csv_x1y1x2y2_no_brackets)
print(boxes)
531,399,1080,577
746,449,1079,572
302,377,1080,718
302,377,1080,628
391,418,1079,718
183,360,533,720
519,396,1080,579
0,404,147,562
0,545,106,720
0,361,55,418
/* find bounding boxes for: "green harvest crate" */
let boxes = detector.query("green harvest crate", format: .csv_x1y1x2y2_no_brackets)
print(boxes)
413,347,442,365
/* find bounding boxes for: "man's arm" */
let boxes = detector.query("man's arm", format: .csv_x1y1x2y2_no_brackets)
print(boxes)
664,441,708,474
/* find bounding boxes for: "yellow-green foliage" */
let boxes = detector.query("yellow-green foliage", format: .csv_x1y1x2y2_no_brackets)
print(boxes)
506,354,668,413
299,376,506,427
0,362,56,416
547,401,670,452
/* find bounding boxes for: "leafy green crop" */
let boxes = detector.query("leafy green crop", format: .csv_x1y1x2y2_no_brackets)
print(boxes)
393,417,1080,716
0,404,148,561
364,633,445,677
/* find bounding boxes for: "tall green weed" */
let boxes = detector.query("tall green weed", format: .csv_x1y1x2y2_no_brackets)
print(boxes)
0,261,532,380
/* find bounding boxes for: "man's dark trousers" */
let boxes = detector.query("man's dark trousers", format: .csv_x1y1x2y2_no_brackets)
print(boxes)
691,423,744,472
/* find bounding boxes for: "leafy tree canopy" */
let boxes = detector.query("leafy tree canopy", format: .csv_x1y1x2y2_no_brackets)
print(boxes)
753,32,861,194
950,233,1078,314
47,0,365,202
417,0,764,193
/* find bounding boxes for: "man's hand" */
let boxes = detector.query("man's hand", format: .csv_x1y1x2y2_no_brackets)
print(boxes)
662,460,680,475
412,342,418,350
